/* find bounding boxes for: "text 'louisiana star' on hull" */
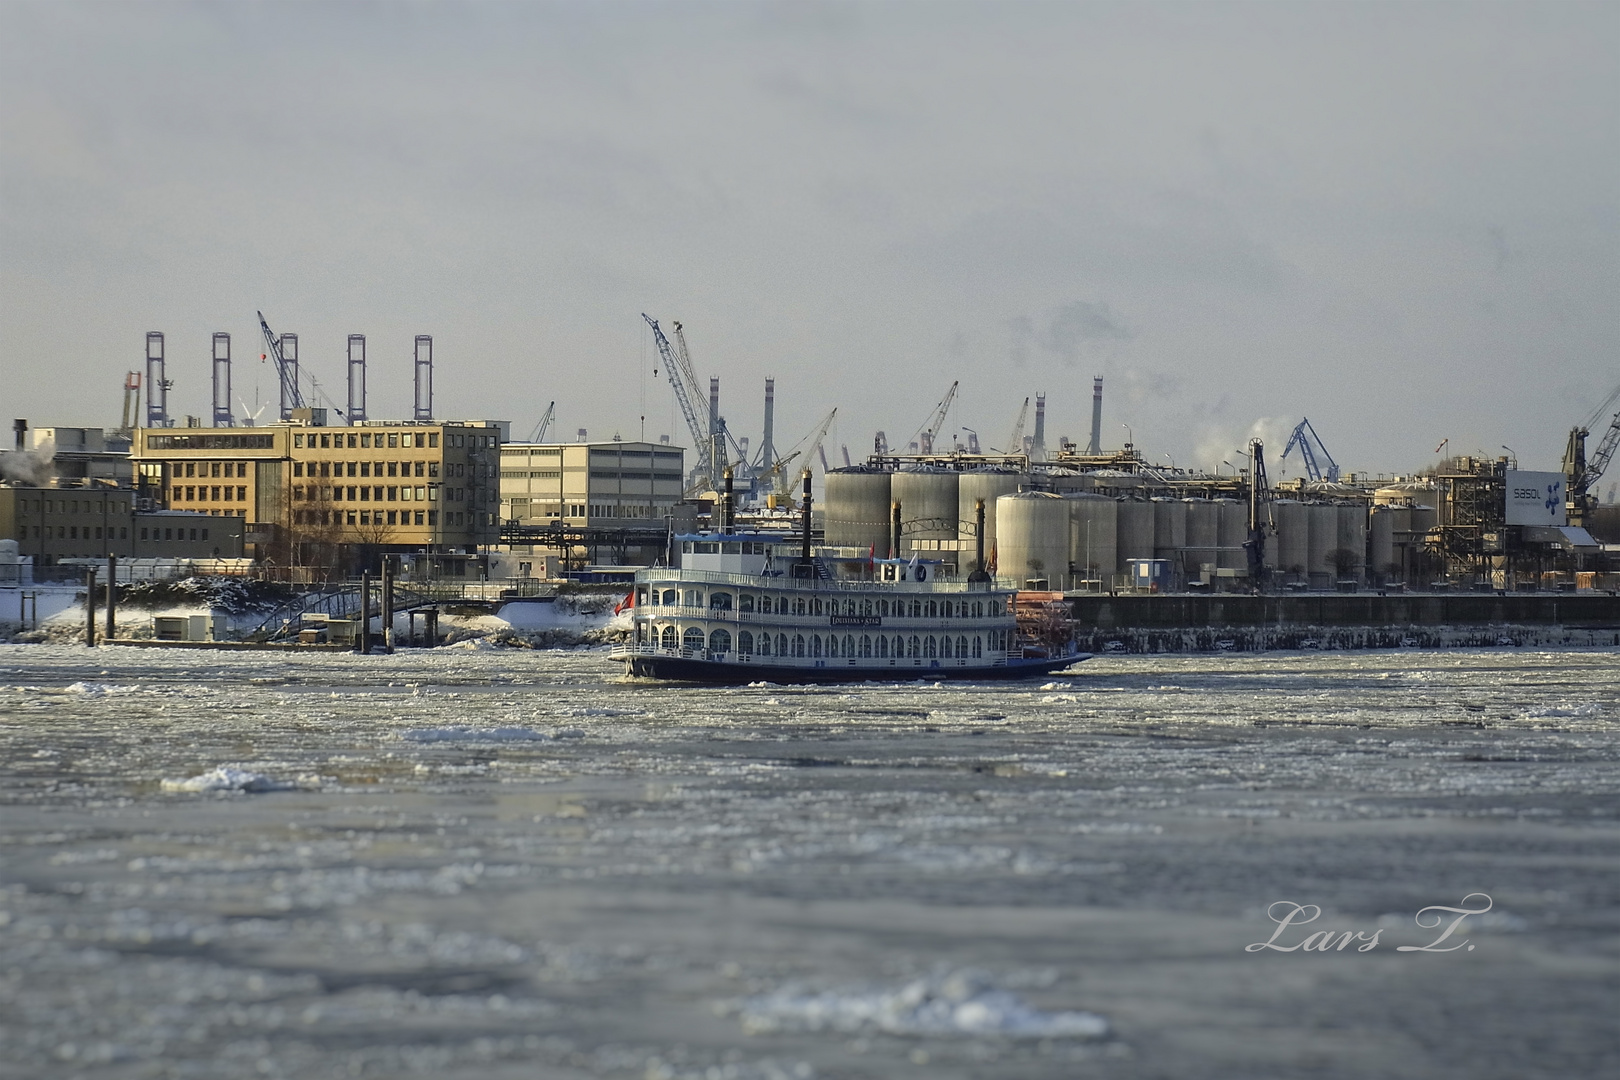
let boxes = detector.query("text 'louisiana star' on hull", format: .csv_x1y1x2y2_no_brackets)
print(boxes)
610,475,1085,684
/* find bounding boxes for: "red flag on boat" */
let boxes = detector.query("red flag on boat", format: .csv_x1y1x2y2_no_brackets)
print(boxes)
613,590,634,615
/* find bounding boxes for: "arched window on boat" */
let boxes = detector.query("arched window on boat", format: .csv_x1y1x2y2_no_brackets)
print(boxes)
973,635,982,658
957,635,968,658
924,636,937,658
911,599,923,618
862,599,873,617
709,629,732,654
843,634,855,656
684,589,703,607
812,635,824,657
973,601,983,617
778,633,789,656
794,597,807,616
738,594,754,613
682,626,705,653
860,635,872,657
879,599,889,617
908,635,921,658
710,592,733,611
793,634,806,657
812,597,823,615
756,632,770,656
660,626,677,650
826,635,838,658
737,630,753,654
662,589,677,605
876,635,888,658
926,600,937,618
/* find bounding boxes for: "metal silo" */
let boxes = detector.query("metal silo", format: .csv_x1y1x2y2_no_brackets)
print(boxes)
1184,498,1218,583
1153,497,1187,561
1116,499,1156,574
996,491,1071,589
892,467,960,558
1307,503,1337,586
824,468,892,554
1336,504,1367,583
1273,500,1307,583
1215,498,1247,572
958,468,1024,562
1068,494,1117,588
1369,506,1397,583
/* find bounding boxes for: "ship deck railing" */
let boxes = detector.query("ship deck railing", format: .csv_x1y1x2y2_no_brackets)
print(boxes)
632,567,1015,593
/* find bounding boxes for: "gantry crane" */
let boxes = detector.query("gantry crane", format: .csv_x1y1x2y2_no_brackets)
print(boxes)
1564,380,1620,526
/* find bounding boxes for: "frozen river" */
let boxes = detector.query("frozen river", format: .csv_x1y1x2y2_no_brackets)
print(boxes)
1,644,1616,1079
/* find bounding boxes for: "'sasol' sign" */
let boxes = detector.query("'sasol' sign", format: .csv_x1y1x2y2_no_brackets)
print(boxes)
1504,471,1565,527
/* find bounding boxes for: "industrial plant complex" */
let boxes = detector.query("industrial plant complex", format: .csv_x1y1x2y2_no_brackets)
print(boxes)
2,314,1617,639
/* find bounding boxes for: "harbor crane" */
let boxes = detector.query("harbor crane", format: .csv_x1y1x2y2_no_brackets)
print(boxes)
758,407,838,504
257,310,305,421
1563,380,1620,526
642,314,712,493
528,401,556,443
1281,417,1341,483
119,372,142,432
911,381,959,454
1000,397,1030,454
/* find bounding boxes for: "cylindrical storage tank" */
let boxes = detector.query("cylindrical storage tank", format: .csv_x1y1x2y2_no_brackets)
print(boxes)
1273,500,1307,582
1115,499,1156,574
958,469,1024,565
1336,504,1367,583
824,469,892,554
1067,494,1117,588
891,468,960,558
1184,498,1218,581
1045,470,1094,494
1215,498,1247,571
996,491,1070,589
1307,503,1337,586
1153,497,1187,560
1369,506,1395,584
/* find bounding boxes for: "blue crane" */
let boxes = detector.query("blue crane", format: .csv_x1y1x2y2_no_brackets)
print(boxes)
1281,417,1340,483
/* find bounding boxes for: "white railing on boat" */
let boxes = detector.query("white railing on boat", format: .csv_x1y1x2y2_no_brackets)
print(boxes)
630,568,1014,593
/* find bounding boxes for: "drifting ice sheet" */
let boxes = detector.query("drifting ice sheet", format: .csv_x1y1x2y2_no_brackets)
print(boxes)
727,969,1109,1038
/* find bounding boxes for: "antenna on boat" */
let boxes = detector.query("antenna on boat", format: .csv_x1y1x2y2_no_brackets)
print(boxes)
797,469,814,576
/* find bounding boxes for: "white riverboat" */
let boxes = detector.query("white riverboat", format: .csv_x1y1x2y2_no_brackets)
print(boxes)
611,529,1086,684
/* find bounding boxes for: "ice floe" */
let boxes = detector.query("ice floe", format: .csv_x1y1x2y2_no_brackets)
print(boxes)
725,969,1108,1038
160,766,298,793
401,726,553,743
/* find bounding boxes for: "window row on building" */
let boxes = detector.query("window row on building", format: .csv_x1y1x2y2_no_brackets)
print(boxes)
173,485,247,503
295,460,441,478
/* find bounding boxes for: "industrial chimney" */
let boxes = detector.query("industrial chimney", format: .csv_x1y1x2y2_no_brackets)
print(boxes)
145,332,169,428
1087,376,1103,454
1033,393,1047,461
347,335,367,423
211,333,233,427
761,378,776,468
414,336,433,421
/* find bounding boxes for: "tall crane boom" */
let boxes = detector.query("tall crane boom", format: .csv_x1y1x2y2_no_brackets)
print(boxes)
642,314,711,489
1002,397,1030,454
257,310,305,420
1565,381,1620,523
1281,417,1340,483
760,408,838,499
912,381,959,454
528,401,556,443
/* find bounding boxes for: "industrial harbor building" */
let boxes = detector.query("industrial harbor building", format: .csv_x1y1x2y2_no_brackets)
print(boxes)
498,440,686,527
128,413,505,579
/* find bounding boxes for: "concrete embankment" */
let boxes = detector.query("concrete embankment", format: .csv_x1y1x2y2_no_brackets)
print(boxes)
1068,593,1620,653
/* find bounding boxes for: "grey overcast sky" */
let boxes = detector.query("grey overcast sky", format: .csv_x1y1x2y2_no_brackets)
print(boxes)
2,0,1616,477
